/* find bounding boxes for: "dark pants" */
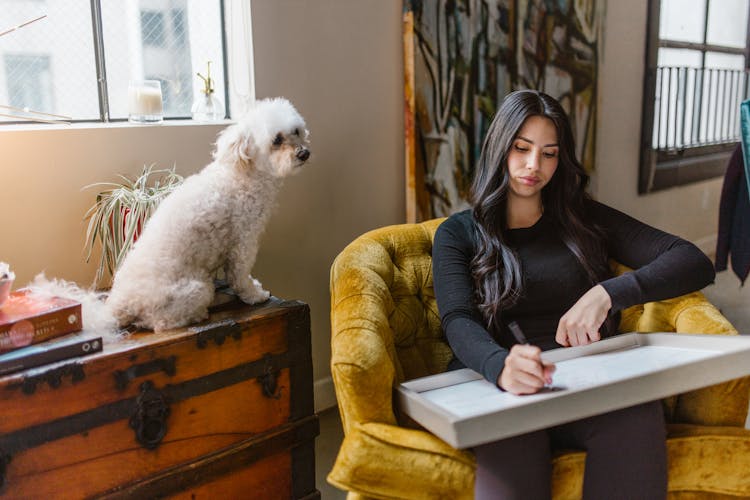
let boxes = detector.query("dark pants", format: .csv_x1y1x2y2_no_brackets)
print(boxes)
474,401,667,500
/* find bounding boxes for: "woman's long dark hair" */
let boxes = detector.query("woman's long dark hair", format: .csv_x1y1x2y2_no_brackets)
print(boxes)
471,89,609,334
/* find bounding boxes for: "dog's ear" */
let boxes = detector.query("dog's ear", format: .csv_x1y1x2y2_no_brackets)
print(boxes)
213,123,258,166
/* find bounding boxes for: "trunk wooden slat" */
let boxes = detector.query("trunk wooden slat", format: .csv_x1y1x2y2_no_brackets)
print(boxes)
0,297,318,499
165,450,293,500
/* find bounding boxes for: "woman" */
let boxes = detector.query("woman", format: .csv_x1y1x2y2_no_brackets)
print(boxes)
432,90,715,499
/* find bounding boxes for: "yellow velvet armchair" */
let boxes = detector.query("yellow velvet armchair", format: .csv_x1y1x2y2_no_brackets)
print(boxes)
328,218,750,499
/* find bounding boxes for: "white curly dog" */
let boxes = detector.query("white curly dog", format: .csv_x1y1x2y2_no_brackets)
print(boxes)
106,98,310,332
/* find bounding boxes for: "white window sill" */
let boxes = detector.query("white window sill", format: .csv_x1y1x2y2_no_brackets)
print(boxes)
0,118,234,133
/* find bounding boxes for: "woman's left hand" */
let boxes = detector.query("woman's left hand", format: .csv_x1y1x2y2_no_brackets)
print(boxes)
555,284,612,347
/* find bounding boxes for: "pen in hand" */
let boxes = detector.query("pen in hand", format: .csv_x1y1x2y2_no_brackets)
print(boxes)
508,321,529,345
507,321,555,387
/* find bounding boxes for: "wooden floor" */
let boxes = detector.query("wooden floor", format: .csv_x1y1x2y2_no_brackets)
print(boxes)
315,407,347,499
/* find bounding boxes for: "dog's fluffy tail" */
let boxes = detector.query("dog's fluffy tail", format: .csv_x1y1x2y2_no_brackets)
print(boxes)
26,273,121,339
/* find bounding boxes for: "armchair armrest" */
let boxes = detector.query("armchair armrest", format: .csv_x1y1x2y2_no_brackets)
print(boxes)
330,241,403,434
327,422,475,500
629,291,750,426
331,325,399,434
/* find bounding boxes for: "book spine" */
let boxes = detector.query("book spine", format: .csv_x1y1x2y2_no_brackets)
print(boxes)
0,337,102,376
0,305,83,353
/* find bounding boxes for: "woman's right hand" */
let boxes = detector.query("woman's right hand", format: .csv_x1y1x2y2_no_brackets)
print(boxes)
498,344,556,395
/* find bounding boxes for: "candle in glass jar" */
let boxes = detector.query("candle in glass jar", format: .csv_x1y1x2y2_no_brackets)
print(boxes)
128,80,163,123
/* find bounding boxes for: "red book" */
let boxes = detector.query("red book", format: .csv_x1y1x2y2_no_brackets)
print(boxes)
0,290,83,353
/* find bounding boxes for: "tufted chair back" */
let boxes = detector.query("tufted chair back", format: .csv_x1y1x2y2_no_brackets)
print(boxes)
329,218,451,435
328,218,750,500
362,218,452,384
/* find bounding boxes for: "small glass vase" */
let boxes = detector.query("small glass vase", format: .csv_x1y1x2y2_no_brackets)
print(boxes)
191,94,225,122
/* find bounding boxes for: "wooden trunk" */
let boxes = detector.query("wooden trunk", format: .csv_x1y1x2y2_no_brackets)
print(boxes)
0,297,319,499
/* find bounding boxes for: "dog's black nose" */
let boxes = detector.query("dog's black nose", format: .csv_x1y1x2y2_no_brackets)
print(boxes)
296,148,310,162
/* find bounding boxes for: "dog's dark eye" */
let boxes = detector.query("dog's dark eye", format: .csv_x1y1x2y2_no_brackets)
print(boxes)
272,133,284,146
294,128,300,136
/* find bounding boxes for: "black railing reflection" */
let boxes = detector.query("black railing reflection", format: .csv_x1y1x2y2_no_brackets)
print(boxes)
653,66,749,151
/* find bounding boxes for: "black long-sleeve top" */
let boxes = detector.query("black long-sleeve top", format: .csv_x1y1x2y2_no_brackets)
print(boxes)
432,200,716,386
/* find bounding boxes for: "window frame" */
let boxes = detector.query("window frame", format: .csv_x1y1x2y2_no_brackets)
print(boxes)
1,0,231,125
639,0,750,193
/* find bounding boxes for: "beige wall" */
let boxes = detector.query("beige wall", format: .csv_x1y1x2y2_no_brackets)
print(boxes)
0,0,725,411
0,123,225,286
249,0,405,408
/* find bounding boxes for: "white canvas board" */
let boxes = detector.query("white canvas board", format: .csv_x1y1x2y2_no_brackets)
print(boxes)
397,332,750,448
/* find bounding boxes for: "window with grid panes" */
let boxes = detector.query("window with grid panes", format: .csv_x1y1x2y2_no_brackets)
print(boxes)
640,0,750,193
0,0,227,124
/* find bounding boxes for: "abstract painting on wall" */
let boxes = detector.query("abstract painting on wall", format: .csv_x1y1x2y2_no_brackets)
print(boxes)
404,0,604,222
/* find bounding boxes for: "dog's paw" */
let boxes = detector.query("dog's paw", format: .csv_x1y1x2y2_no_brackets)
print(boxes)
239,279,271,304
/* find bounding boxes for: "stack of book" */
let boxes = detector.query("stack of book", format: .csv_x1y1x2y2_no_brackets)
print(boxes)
0,290,102,375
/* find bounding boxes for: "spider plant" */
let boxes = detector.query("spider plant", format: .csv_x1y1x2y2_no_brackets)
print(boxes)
83,165,183,288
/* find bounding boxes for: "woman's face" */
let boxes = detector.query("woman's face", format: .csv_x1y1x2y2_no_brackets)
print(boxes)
505,115,559,202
